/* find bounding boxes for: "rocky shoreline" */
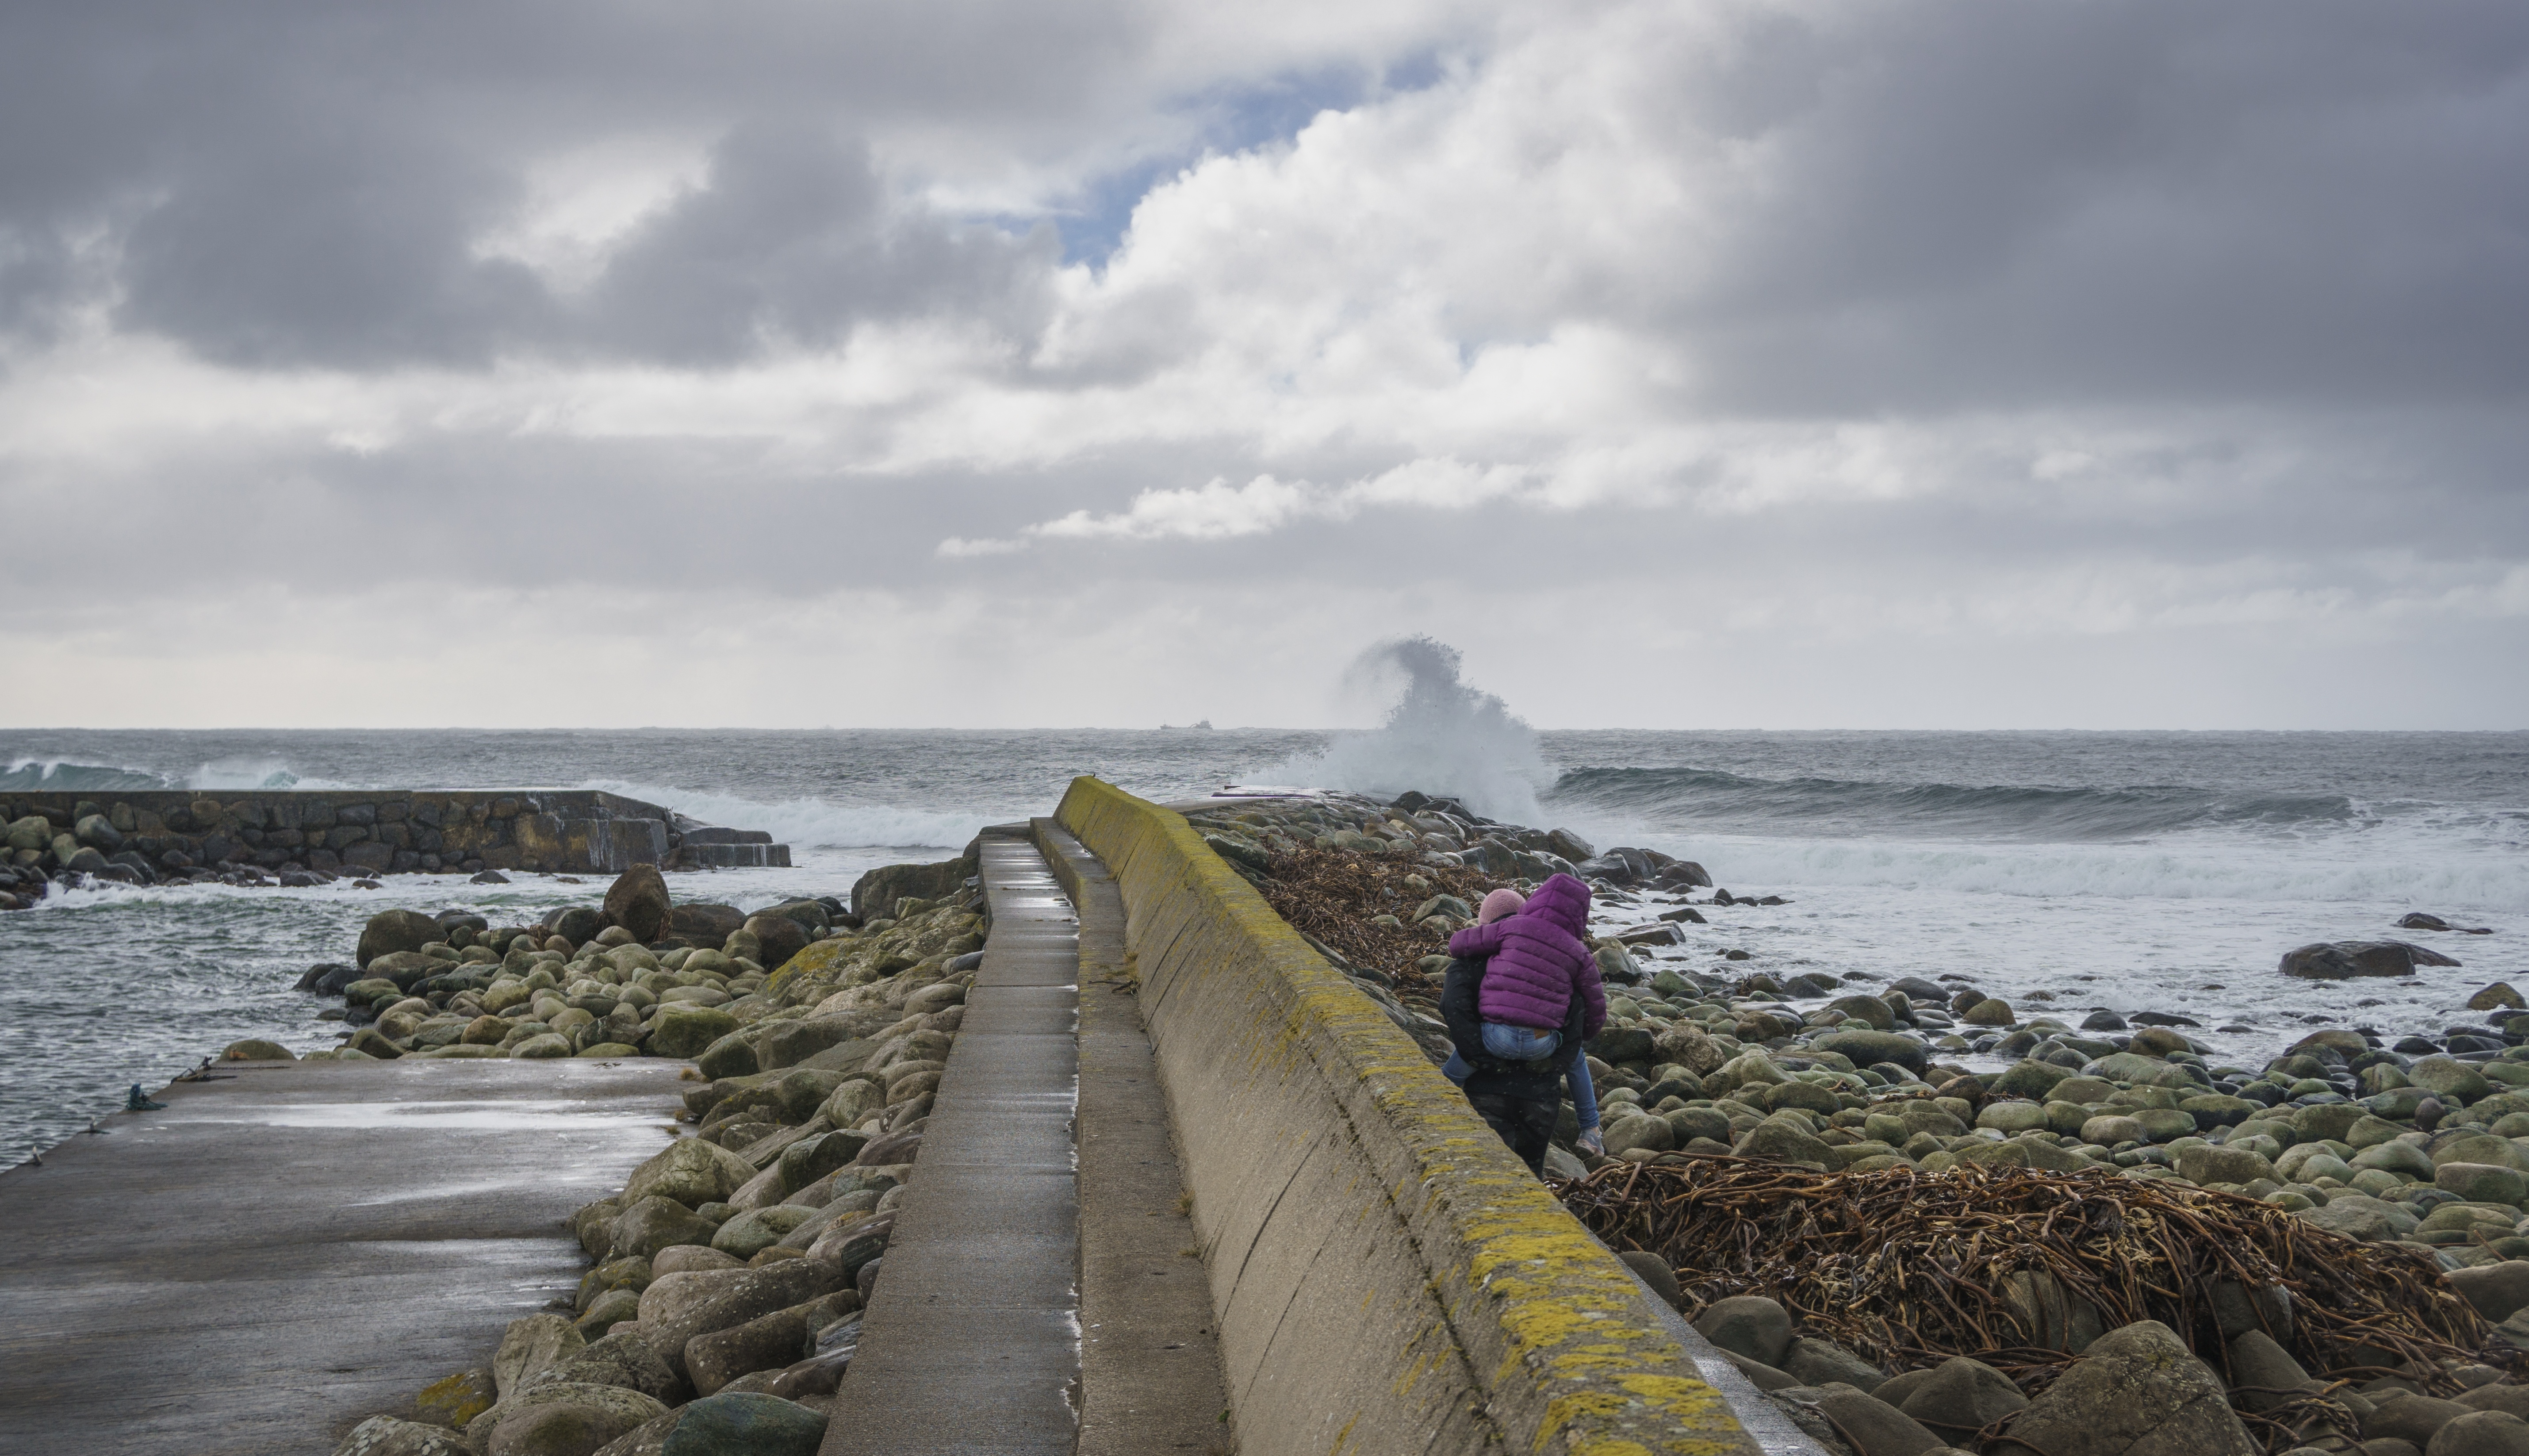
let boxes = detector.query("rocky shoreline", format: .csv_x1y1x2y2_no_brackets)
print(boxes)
197,846,985,1456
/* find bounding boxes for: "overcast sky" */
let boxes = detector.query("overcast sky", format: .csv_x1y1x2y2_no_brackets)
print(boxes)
3,0,2524,730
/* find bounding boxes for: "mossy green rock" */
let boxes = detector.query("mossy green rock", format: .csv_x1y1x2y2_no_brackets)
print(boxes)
1977,1101,2052,1134
2437,1163,2529,1207
2410,1055,2495,1105
658,1391,829,1456
1812,1031,1928,1076
574,1288,641,1340
2177,1145,2276,1185
2292,1103,2368,1142
651,1004,741,1060
1990,1059,2075,1101
1666,1106,1736,1146
1732,1119,1832,1167
486,1381,667,1456
2349,1140,2436,1181
2177,1094,2255,1127
624,1138,757,1208
695,1032,759,1081
1763,1080,1843,1116
2082,1114,2146,1146
2436,1134,2529,1173
2344,1115,2409,1149
709,1205,819,1260
609,1196,719,1259
2133,1108,2198,1142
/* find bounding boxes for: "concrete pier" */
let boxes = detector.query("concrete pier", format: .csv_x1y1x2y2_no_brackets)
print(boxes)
0,1058,686,1456
824,834,1085,1454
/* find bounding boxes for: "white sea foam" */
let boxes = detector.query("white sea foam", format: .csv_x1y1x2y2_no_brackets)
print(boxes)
1644,834,2529,914
185,756,363,792
1280,636,1558,823
576,779,982,850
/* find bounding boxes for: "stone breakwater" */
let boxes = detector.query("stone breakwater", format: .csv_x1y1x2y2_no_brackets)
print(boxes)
0,789,787,905
303,851,989,1456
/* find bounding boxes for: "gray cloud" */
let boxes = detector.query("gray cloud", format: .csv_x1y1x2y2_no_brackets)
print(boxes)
580,125,1058,363
1657,0,2529,414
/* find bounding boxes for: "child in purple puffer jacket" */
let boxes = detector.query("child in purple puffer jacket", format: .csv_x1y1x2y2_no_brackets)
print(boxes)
1439,874,1608,1173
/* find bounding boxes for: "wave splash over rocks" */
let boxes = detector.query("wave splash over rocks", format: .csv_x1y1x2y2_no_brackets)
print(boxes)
1280,636,1557,824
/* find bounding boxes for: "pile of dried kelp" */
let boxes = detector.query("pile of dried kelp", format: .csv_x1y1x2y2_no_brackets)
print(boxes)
1560,1157,2510,1394
1251,846,1506,993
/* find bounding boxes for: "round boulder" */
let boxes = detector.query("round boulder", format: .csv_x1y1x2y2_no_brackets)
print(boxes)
357,909,445,971
1691,1295,1793,1367
625,1139,758,1209
333,1415,474,1456
658,1392,829,1456
487,1382,667,1456
222,1038,296,1062
741,915,809,972
651,1005,741,1061
2431,1411,2529,1456
603,866,672,945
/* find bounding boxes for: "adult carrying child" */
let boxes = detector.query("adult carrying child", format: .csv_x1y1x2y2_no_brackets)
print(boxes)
1437,874,1606,1176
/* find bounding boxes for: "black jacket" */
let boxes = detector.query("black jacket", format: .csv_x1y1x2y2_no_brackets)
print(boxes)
1441,955,1585,1102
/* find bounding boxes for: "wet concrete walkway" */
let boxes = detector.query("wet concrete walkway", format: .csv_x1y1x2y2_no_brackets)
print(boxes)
0,1058,686,1456
824,833,1084,1454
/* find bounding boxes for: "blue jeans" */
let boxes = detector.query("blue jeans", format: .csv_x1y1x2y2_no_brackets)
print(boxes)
1444,1025,1598,1132
1483,1021,1560,1061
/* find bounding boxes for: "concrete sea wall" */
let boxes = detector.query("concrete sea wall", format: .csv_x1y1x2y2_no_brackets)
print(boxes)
3,788,787,882
1050,776,1760,1456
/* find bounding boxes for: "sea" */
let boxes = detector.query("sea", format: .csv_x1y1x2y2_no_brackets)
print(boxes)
3,726,2523,1165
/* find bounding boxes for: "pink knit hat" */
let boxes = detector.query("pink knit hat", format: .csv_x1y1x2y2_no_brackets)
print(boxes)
1477,888,1526,924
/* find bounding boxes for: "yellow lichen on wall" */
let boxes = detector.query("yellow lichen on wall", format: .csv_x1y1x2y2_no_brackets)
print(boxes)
1055,777,1761,1456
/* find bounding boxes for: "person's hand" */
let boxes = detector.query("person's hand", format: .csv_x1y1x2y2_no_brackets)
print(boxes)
1576,1128,1604,1157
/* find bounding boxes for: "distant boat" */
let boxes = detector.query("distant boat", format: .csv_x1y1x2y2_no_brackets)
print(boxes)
1158,720,1215,731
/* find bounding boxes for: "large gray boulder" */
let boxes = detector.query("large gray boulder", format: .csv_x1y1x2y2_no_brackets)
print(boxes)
486,1381,668,1456
1692,1295,1793,1367
357,908,446,970
2282,940,2462,979
2004,1320,2256,1456
2431,1411,2529,1456
523,1330,684,1406
2224,1329,2314,1412
333,1416,474,1456
1731,1119,1835,1167
1896,1355,2027,1438
683,1299,818,1397
609,1198,718,1261
2368,1394,2475,1448
604,866,672,944
494,1314,586,1401
849,855,973,921
622,1140,757,1209
656,1392,828,1456
1807,1383,1943,1456
1782,1336,1887,1393
635,1262,842,1381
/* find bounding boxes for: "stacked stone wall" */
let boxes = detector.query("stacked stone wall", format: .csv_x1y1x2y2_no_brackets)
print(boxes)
2,789,786,885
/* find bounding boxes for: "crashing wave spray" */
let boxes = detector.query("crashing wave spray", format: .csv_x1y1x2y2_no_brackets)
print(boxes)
1282,637,1557,823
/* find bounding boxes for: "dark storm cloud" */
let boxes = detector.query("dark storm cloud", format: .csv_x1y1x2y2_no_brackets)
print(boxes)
582,126,1058,362
1659,0,2529,414
0,0,1145,364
